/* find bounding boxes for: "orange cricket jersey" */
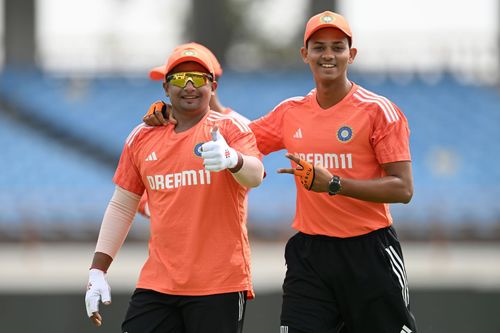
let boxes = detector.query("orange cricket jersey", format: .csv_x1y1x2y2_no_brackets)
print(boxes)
250,83,411,238
113,110,259,298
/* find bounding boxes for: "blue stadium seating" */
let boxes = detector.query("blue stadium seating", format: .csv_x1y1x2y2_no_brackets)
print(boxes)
1,69,499,238
0,69,161,153
0,112,115,236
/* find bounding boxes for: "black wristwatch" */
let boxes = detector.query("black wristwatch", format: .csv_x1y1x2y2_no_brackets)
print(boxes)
328,175,342,196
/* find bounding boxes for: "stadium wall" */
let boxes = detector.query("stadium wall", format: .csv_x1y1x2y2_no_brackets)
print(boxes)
0,290,499,333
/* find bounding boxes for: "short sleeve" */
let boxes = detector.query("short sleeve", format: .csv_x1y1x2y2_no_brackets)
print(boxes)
220,117,261,159
249,104,287,155
371,102,411,164
113,142,145,195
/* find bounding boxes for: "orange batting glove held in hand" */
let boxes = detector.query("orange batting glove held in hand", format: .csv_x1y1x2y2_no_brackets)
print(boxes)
277,153,315,190
293,158,315,190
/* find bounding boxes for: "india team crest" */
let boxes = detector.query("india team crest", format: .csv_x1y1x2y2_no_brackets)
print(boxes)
194,142,204,156
183,49,197,57
337,126,353,143
320,14,335,24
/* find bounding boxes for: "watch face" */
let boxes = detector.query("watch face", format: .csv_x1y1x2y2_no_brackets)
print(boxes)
329,182,339,192
328,176,341,195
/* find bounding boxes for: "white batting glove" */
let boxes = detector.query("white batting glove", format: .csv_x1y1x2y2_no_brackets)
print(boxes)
85,269,111,319
201,127,239,172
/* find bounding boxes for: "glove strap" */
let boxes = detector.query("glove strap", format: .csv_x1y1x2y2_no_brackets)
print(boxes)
228,152,244,173
89,266,107,273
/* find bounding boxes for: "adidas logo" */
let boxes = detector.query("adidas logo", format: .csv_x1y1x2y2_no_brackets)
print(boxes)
401,325,412,333
292,128,303,139
145,152,158,161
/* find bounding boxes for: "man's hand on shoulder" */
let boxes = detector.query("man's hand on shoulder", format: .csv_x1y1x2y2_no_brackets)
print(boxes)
143,101,176,126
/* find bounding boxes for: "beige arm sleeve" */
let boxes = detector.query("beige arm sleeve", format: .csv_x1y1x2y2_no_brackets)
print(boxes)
95,186,141,259
231,155,264,188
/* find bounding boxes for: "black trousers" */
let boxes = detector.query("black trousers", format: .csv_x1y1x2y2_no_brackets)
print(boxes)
122,289,247,333
280,227,417,333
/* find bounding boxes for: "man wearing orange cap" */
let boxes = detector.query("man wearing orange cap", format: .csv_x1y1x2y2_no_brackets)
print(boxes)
85,44,264,332
143,11,417,333
137,42,250,218
148,42,250,125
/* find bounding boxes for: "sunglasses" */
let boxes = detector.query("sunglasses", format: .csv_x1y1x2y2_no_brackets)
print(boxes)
166,72,214,88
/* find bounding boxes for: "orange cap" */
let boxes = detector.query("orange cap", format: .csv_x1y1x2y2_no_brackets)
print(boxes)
303,11,352,47
149,44,215,81
177,43,223,77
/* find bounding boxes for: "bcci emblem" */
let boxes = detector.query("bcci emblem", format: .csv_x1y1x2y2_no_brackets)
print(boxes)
194,142,204,156
337,126,353,143
183,49,196,56
321,15,334,24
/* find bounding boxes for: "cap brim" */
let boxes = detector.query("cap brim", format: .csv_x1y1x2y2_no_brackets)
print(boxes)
167,56,214,77
305,24,352,46
149,65,167,80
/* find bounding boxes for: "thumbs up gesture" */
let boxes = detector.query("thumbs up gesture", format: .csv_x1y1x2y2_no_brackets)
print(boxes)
201,126,239,172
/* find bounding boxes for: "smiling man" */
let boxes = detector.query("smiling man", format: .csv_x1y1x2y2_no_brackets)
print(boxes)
85,44,264,333
252,12,418,333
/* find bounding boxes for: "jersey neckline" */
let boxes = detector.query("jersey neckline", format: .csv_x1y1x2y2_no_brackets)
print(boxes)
169,109,213,139
309,81,359,112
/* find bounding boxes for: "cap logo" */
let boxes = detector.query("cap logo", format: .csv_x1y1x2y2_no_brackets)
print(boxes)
320,15,335,24
182,49,197,56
